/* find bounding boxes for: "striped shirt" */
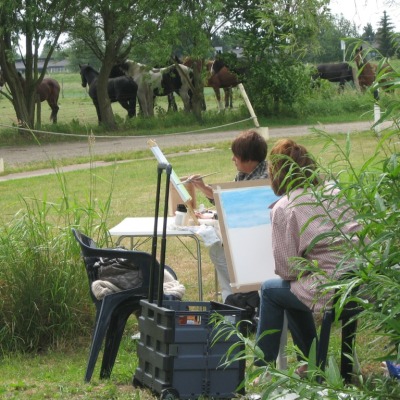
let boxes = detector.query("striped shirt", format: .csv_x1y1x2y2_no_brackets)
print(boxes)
209,160,268,204
235,160,268,181
271,187,361,312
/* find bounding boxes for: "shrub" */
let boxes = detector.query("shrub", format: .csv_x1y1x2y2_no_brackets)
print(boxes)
245,61,313,116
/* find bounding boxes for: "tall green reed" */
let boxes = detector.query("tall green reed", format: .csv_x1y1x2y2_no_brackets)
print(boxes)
0,156,115,354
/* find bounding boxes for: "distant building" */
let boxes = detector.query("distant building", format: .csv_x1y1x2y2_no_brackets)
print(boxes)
213,46,245,58
231,47,244,58
15,58,70,73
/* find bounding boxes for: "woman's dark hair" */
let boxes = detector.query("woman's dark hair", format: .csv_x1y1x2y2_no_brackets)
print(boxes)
269,139,320,196
231,130,267,163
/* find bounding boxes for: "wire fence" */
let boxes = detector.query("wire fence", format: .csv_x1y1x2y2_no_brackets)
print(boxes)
0,77,252,139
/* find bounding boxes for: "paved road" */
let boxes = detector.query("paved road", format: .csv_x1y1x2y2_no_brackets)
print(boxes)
0,120,387,181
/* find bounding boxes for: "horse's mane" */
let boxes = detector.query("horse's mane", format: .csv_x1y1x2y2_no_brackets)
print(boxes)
82,64,98,74
212,59,225,74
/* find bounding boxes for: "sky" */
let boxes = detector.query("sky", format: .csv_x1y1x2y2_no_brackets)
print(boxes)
329,0,400,32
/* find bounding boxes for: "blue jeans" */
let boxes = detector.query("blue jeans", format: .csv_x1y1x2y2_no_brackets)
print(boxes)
255,278,317,365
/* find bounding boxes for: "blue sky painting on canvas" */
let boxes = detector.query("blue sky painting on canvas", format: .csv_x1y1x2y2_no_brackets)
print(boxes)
219,186,280,229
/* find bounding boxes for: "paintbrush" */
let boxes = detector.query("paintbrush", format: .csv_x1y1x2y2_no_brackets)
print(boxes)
178,172,219,185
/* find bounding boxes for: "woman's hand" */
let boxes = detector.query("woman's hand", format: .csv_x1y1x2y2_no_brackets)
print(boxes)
195,210,215,220
188,175,214,199
188,175,205,188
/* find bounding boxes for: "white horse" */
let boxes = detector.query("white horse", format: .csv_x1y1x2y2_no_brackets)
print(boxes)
120,61,193,116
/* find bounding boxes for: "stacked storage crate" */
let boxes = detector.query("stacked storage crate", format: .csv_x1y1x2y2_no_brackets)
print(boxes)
133,300,245,400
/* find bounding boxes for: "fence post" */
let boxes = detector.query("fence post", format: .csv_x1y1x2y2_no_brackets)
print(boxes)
238,83,269,140
374,103,381,136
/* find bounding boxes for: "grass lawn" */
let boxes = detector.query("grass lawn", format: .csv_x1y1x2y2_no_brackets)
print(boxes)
0,127,396,398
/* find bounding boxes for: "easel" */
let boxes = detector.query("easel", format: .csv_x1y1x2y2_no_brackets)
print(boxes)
148,139,199,225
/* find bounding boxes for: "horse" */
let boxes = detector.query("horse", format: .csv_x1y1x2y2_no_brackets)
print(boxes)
0,70,60,123
354,47,377,89
117,61,193,117
207,59,240,109
183,57,240,110
354,46,380,99
312,63,355,92
79,64,138,123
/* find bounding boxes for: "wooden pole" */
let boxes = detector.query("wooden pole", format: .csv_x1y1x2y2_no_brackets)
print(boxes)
238,83,269,140
374,103,381,136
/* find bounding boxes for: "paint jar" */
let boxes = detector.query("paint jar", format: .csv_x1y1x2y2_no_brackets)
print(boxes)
175,204,188,226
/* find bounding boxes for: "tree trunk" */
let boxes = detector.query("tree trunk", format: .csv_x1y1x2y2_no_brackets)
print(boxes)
36,95,42,128
191,60,204,122
96,48,117,130
9,75,35,128
96,72,116,130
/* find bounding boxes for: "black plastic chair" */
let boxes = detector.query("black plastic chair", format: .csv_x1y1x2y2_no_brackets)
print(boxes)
72,228,167,382
316,299,361,383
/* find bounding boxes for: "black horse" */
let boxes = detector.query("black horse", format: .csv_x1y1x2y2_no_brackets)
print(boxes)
313,63,355,91
79,64,138,123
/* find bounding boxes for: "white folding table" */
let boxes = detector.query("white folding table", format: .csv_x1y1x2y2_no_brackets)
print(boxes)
109,217,203,301
109,216,287,369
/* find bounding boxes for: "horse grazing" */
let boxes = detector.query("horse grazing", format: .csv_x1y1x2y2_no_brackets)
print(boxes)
313,63,355,92
183,57,240,110
79,64,138,123
118,61,193,116
0,70,60,123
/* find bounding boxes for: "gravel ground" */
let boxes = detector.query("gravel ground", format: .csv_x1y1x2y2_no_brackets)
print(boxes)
0,120,388,181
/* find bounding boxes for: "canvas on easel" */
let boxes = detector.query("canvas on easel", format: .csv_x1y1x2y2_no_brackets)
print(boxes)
148,139,198,224
212,179,280,292
167,177,196,217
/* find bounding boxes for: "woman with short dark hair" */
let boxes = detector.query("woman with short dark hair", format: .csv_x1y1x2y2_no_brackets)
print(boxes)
190,129,268,301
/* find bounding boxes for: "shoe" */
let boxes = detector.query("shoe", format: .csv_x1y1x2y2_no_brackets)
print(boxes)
295,364,308,378
131,332,140,340
251,371,271,386
247,394,261,400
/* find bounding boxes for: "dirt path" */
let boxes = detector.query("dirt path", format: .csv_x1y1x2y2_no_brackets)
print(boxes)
0,120,387,181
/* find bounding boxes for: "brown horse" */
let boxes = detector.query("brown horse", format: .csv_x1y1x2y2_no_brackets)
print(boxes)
0,70,60,123
206,59,240,109
354,47,377,91
355,46,395,100
183,57,240,110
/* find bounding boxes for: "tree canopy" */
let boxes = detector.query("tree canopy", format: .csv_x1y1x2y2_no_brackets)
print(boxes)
1,0,398,128
375,10,397,57
0,0,77,127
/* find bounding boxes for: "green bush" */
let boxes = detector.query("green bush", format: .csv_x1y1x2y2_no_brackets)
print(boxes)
245,61,313,116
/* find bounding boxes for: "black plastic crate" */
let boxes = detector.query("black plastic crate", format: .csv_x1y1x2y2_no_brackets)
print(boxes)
133,300,245,399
